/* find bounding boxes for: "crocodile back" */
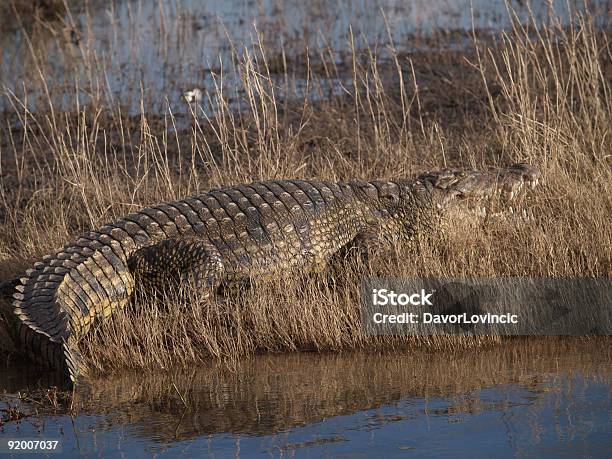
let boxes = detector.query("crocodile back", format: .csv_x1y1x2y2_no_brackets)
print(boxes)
10,179,365,379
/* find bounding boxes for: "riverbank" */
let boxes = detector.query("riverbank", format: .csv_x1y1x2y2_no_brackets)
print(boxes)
0,1,609,375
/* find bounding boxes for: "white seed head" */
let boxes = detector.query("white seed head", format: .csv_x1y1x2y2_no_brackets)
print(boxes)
184,88,203,103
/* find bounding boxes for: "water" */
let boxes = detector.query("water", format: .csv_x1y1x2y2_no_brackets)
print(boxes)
1,340,610,457
0,0,607,115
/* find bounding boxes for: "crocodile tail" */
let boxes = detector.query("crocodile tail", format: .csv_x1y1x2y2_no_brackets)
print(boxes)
12,232,136,382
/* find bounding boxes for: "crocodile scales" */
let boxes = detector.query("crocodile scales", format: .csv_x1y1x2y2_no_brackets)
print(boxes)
3,164,539,382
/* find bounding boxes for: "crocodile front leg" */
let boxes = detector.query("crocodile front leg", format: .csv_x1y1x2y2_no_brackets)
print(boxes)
127,238,226,299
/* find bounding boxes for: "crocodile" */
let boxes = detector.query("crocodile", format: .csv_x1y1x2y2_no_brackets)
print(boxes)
0,164,539,382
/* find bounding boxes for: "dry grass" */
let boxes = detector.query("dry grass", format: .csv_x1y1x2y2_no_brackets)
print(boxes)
0,1,71,33
0,3,610,375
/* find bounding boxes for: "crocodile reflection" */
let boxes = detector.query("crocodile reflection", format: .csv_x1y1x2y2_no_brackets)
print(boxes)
40,338,608,442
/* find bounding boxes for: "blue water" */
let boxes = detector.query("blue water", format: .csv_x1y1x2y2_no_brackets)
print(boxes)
1,0,607,114
1,344,610,458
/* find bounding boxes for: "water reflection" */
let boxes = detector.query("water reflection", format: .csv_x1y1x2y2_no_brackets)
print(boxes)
1,339,610,457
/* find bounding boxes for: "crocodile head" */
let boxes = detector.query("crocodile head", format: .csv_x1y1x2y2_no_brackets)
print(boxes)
354,163,540,243
416,163,540,209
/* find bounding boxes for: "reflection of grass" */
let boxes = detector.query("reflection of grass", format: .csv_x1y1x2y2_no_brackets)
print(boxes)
2,338,610,438
0,4,610,374
0,385,66,426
